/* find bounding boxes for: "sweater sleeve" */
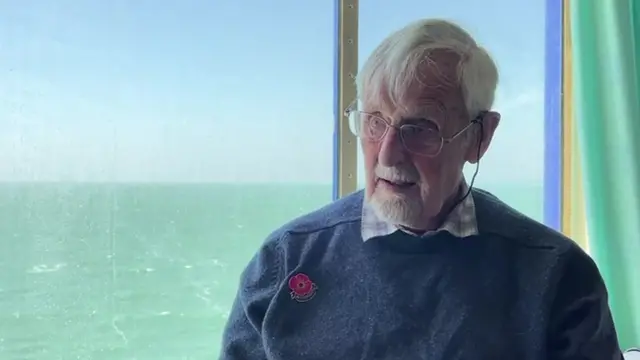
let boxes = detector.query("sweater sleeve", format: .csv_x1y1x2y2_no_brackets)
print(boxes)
547,244,624,360
219,238,283,360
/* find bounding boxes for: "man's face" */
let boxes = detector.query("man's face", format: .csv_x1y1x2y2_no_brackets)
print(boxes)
362,52,495,230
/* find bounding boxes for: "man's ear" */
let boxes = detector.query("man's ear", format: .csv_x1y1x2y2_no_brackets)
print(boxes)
465,111,500,164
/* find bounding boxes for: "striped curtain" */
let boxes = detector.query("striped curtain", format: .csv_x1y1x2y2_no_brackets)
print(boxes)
570,0,640,349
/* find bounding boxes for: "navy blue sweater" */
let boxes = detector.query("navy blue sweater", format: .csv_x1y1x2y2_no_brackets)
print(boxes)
220,189,623,359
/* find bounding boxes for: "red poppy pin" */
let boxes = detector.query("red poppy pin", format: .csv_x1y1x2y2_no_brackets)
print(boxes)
288,273,317,302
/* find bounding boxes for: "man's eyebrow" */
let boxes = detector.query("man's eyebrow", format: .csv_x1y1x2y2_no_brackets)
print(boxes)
399,116,441,129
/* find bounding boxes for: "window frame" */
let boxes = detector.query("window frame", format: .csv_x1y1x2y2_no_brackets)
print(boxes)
333,0,358,199
333,0,584,245
545,0,564,232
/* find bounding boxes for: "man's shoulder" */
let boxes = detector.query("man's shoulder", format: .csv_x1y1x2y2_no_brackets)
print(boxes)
264,189,364,245
473,187,599,295
472,187,579,253
241,191,364,289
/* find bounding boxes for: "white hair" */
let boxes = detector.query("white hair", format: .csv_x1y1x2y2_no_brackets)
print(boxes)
356,19,499,117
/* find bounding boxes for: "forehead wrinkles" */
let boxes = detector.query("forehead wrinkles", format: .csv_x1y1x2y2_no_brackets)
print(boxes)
367,84,456,125
362,50,467,119
403,98,447,119
414,52,468,119
417,51,462,108
396,69,461,122
416,50,461,90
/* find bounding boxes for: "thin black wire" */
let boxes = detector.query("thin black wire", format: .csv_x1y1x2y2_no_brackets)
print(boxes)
452,112,486,209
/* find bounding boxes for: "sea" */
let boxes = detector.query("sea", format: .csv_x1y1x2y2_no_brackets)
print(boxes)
0,182,542,359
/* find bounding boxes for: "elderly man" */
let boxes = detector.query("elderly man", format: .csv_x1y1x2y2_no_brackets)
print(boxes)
220,19,623,359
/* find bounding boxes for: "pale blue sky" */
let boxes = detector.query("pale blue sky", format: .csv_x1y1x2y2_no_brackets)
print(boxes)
0,0,544,184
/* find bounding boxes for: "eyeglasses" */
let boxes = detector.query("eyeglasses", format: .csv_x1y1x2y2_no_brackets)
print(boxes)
344,102,482,157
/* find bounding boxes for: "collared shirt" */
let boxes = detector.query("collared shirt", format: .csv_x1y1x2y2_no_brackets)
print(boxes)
361,181,479,241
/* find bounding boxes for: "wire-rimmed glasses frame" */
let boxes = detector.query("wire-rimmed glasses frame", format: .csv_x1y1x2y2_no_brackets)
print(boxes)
344,102,481,157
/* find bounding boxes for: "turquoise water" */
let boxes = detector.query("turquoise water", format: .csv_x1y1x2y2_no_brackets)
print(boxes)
0,182,542,359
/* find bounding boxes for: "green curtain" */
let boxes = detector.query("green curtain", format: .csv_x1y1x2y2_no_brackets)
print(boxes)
570,0,640,350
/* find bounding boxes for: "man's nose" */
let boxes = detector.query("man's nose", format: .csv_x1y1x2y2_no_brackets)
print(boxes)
378,128,406,167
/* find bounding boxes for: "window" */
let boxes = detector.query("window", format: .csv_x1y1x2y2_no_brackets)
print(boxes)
0,2,333,358
357,0,545,222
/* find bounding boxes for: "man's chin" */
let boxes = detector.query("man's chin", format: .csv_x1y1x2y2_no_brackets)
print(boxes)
369,193,422,226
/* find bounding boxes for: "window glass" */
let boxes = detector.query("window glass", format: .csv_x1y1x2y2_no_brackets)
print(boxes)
357,0,545,221
0,2,333,358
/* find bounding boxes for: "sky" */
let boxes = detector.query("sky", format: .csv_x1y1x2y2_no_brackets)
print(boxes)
0,0,545,185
